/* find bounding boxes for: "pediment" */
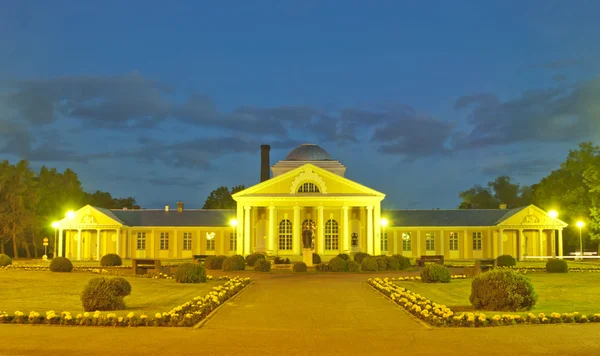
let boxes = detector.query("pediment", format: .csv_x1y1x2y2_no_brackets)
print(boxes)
497,205,568,227
56,205,124,227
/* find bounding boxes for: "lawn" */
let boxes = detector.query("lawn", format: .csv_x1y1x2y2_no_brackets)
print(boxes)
395,273,600,316
0,270,218,316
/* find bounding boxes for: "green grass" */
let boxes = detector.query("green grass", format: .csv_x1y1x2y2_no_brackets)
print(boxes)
396,273,600,316
0,270,218,316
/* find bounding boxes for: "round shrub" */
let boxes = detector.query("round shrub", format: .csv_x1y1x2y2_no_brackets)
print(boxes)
293,262,308,272
81,277,125,311
386,256,400,271
246,253,266,267
254,259,271,272
205,255,227,270
222,254,246,271
346,260,360,272
496,255,516,267
312,253,321,264
175,263,207,283
354,252,370,264
0,254,12,267
420,264,451,283
273,256,291,264
470,269,537,311
109,277,132,296
375,256,388,271
361,257,378,272
328,257,347,272
100,253,122,267
337,253,350,261
315,262,329,271
392,254,411,270
546,258,568,273
49,257,73,272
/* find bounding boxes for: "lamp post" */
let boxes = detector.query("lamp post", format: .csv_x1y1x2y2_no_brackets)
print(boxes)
548,210,558,258
577,221,585,261
380,218,388,253
229,219,238,252
52,222,59,258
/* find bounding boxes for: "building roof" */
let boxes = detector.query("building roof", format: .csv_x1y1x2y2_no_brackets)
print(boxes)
285,143,333,161
383,207,527,227
108,209,236,227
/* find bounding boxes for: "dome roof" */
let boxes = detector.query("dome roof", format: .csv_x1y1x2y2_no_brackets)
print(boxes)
285,143,333,161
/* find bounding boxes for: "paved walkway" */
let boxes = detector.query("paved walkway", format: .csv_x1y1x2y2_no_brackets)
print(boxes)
2,273,600,355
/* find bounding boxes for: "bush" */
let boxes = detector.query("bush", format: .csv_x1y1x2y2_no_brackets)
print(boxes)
254,259,271,272
386,256,400,271
315,262,329,271
222,255,246,271
328,257,347,272
420,264,451,283
546,258,568,273
205,255,227,270
109,277,132,297
337,253,350,261
391,254,411,270
175,263,207,283
496,255,516,267
49,257,73,272
81,277,125,311
346,260,360,272
245,253,266,267
361,257,378,271
0,254,12,267
354,252,370,264
312,253,321,264
293,262,308,272
100,253,122,267
273,256,291,264
470,269,538,311
375,256,388,271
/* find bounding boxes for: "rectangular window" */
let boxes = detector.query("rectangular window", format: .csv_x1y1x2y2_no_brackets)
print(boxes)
160,232,169,250
206,234,215,251
136,232,146,250
402,232,412,251
381,232,388,252
472,232,482,250
229,232,237,251
449,232,459,250
426,232,435,251
182,232,192,250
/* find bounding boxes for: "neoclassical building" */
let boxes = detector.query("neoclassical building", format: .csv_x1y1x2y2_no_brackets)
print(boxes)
55,143,567,261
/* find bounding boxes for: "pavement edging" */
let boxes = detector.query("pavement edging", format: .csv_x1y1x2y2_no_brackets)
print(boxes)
365,282,433,330
193,280,255,329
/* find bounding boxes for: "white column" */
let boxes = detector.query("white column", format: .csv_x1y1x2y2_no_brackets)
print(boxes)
342,206,349,253
440,229,445,257
366,206,374,254
268,206,275,255
317,206,324,255
116,229,121,256
58,229,64,257
518,229,524,261
236,204,243,255
244,206,251,255
150,229,155,258
96,229,101,261
558,229,563,259
77,229,82,261
551,229,557,258
498,229,504,255
538,229,543,256
172,229,177,259
462,229,468,259
293,206,301,255
416,230,422,256
374,204,381,255
393,230,398,254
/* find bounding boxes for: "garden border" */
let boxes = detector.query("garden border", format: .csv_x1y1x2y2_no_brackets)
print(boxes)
365,282,432,330
193,280,255,329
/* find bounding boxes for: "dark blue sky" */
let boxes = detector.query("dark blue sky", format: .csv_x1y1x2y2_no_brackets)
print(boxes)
1,1,599,209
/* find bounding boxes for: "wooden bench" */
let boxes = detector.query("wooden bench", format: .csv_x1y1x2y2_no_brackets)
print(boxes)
477,259,497,272
132,259,161,275
416,255,444,267
192,255,209,263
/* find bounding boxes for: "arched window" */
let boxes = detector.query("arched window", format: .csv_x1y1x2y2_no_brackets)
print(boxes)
298,182,320,193
325,219,339,250
278,219,293,250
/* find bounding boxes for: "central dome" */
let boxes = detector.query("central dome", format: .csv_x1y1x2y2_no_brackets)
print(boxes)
285,143,333,161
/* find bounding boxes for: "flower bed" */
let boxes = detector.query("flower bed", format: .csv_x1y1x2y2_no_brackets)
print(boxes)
0,276,251,327
367,277,600,327
1,264,131,272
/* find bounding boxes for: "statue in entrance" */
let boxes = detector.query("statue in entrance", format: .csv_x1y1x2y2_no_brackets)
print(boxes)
302,220,316,249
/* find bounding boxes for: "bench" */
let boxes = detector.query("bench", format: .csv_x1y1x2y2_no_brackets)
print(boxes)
471,259,497,276
416,255,444,267
192,255,209,263
132,259,161,275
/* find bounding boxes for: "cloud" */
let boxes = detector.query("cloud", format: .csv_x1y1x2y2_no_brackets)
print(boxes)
114,175,206,188
480,157,561,176
552,73,568,82
532,58,586,70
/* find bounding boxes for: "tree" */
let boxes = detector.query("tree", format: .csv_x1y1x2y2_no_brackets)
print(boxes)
202,186,245,209
458,185,498,209
458,176,531,209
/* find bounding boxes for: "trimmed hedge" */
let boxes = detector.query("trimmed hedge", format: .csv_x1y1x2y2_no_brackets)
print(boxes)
312,253,321,264
361,257,378,271
49,257,73,272
175,263,207,283
0,254,12,267
391,254,411,270
100,254,122,267
293,262,308,272
470,269,537,311
81,277,125,311
420,264,451,283
386,256,400,271
273,256,291,264
496,255,517,267
315,262,329,271
245,253,266,267
110,277,132,296
546,258,568,273
328,257,347,272
254,259,271,272
205,255,227,270
375,256,388,271
222,255,246,271
337,253,350,261
354,252,370,264
346,260,360,272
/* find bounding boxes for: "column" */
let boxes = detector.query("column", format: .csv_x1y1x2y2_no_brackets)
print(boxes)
173,229,177,259
236,204,244,255
490,229,495,258
416,230,422,256
58,229,64,257
538,229,544,256
116,229,121,256
393,230,398,254
293,206,301,255
558,229,563,259
440,229,445,257
268,206,275,254
498,229,504,255
463,229,468,259
374,204,381,255
244,206,251,255
552,229,557,258
342,206,349,253
366,206,374,254
317,206,324,255
96,229,101,261
518,229,524,261
77,229,82,261
150,228,155,258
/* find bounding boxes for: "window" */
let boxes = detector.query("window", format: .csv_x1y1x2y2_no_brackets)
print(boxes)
298,182,320,193
402,232,412,251
206,232,215,251
229,232,237,251
381,232,388,252
136,232,146,250
472,232,482,250
351,233,358,247
182,232,192,250
324,219,339,250
278,220,293,250
449,232,459,250
426,232,435,251
160,232,169,250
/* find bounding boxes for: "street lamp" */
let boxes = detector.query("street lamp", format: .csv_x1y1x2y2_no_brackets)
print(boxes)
577,221,585,261
229,219,238,252
52,221,59,258
380,218,389,252
548,210,559,258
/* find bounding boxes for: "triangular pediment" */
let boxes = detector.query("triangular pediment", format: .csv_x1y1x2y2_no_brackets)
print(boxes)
497,204,568,227
56,205,124,228
233,164,385,198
